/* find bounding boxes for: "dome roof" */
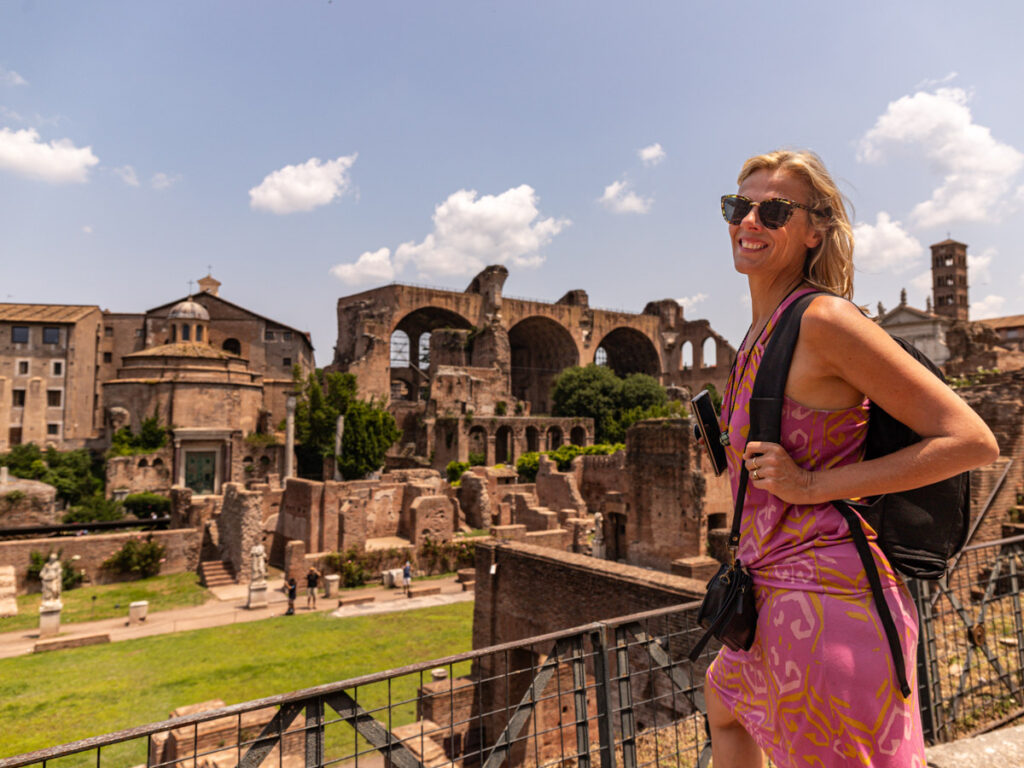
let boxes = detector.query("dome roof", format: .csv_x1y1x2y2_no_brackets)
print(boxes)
168,298,210,321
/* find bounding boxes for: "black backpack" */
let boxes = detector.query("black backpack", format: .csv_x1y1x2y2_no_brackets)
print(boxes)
751,291,971,697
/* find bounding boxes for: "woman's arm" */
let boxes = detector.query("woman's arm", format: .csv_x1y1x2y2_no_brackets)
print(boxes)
744,295,999,505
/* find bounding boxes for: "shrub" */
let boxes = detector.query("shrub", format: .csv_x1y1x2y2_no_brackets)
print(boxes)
2,490,26,505
515,452,541,482
122,492,171,518
0,445,103,506
446,461,470,483
63,493,123,524
467,452,485,467
495,401,508,416
101,536,165,578
108,415,169,457
324,547,374,588
418,537,477,574
517,444,625,480
27,550,84,591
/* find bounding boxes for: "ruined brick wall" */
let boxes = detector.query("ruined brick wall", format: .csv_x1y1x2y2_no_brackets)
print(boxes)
957,372,1024,545
217,483,265,583
471,540,704,767
1,528,200,594
623,419,706,569
534,455,586,516
106,447,174,496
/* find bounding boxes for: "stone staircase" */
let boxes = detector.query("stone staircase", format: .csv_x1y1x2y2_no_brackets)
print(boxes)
198,560,236,588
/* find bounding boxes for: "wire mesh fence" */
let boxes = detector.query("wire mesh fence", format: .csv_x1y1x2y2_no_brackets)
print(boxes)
7,536,1024,768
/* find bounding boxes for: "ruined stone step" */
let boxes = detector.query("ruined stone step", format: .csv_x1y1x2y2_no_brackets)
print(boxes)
198,561,236,587
408,585,442,598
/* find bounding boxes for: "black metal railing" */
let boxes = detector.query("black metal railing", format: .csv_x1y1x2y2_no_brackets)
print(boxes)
6,535,1024,768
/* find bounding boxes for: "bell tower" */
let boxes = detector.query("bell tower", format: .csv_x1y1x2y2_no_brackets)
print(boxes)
931,239,968,321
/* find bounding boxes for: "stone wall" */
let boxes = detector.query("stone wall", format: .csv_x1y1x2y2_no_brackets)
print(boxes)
217,483,265,583
0,528,201,594
0,478,58,527
106,447,173,497
471,540,704,767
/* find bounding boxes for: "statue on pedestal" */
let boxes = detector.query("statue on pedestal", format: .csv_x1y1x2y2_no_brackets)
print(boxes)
40,553,63,609
250,543,267,584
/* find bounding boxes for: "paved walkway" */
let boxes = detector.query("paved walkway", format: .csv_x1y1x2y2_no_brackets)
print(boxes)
1,577,1020,765
0,575,472,659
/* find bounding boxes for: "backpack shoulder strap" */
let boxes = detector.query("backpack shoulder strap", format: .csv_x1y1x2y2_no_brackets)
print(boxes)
748,291,822,441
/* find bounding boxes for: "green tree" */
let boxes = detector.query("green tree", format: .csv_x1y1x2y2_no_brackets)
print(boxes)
0,445,104,506
551,365,684,443
294,370,401,480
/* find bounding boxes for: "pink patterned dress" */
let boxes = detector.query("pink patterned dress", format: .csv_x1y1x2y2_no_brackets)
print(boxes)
705,289,926,767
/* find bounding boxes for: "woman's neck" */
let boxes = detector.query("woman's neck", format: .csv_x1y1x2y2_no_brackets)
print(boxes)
745,273,807,349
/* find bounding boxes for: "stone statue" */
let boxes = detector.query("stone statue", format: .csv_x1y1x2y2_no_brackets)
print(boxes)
250,543,267,584
40,553,62,607
592,512,606,559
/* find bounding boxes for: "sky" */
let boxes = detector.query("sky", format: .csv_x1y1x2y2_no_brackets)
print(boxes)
2,2,1023,366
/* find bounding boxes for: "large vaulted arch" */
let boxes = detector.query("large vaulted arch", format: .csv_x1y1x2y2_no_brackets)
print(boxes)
594,327,660,378
390,307,473,401
509,316,579,414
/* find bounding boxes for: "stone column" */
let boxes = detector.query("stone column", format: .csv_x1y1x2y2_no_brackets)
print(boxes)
284,395,296,480
486,435,496,467
333,415,344,481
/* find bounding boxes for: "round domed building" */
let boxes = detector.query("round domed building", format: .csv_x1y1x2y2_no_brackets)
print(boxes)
102,293,293,495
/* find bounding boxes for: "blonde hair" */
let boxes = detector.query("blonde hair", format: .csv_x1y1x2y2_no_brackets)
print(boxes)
737,150,855,300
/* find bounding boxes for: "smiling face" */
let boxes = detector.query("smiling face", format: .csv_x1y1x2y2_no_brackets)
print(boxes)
730,169,823,281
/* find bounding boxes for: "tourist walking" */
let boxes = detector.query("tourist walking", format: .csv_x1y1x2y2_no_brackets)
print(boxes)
305,566,321,609
704,149,998,767
284,577,297,616
402,561,412,597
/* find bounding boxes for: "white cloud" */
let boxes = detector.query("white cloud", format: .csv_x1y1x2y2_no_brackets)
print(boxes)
638,143,665,167
599,178,652,214
968,248,995,285
914,72,957,90
114,165,139,187
0,127,98,183
852,212,923,272
81,225,92,235
675,293,708,314
0,66,27,86
858,87,1024,228
151,172,181,190
329,247,395,286
249,153,357,214
331,185,569,283
972,294,1006,320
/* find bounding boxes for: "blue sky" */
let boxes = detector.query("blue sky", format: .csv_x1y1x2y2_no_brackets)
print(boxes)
2,2,1023,365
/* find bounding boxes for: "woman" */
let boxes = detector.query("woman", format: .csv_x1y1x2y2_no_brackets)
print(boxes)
705,149,998,767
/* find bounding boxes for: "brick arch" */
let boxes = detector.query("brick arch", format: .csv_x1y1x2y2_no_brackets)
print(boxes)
509,316,579,414
594,327,660,378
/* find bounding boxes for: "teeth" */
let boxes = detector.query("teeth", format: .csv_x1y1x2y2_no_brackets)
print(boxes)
740,239,767,250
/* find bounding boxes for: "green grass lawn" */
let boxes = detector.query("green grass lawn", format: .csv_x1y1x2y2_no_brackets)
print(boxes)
1,571,212,633
0,600,475,762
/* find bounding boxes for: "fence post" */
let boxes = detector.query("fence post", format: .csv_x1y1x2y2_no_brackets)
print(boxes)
911,578,941,743
590,627,617,768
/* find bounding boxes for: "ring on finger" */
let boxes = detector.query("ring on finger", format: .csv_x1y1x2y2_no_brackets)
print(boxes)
752,458,759,470
752,468,760,480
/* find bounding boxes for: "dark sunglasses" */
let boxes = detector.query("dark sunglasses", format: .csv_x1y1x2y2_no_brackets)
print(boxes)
720,194,826,229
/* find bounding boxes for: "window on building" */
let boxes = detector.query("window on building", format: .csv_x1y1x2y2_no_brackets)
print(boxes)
104,326,113,337
283,357,292,368
47,390,62,407
51,361,63,376
181,324,191,341
47,423,60,436
8,427,22,446
17,360,28,375
196,325,203,342
223,338,242,355
103,352,112,363
265,330,275,341
283,331,292,341
12,389,25,407
43,327,60,344
11,326,28,343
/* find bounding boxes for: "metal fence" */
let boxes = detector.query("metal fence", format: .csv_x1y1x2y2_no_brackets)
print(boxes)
6,534,1024,768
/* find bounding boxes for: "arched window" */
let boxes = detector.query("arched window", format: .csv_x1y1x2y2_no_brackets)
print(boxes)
418,332,431,371
181,324,191,341
681,341,693,370
390,330,410,366
196,325,204,342
595,347,608,366
702,338,717,368
137,458,149,468
222,338,241,355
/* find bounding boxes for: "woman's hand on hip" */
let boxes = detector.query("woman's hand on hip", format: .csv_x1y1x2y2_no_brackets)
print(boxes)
743,441,815,504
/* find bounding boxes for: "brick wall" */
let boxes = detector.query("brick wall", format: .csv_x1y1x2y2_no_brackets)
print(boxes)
2,528,201,594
